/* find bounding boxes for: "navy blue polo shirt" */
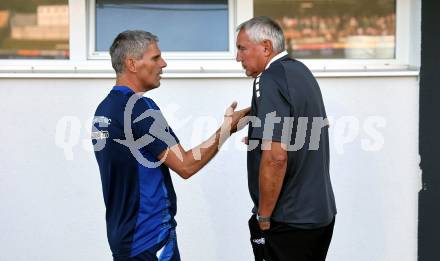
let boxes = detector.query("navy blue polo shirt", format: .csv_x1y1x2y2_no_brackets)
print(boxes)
92,86,179,258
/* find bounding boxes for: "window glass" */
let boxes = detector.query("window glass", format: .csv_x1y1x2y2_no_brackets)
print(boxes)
95,0,229,52
254,0,396,59
0,0,69,59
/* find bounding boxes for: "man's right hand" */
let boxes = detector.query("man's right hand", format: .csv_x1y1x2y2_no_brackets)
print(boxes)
223,101,251,134
159,101,251,180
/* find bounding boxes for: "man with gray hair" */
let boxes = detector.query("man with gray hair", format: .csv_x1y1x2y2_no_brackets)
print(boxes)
93,30,249,261
236,17,337,261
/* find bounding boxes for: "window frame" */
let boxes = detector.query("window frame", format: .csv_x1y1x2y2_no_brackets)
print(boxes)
0,1,70,61
0,0,420,77
84,0,416,72
252,0,412,71
87,0,237,60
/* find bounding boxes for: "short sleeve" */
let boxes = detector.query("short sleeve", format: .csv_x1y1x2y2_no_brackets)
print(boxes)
250,70,291,142
131,97,180,158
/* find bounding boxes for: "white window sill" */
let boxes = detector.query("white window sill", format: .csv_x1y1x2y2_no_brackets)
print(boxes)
0,60,420,78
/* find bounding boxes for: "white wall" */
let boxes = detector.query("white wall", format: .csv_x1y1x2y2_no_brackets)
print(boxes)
0,75,420,261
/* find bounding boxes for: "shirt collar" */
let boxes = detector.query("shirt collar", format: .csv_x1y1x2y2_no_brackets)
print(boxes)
256,50,288,78
265,50,288,70
112,85,135,95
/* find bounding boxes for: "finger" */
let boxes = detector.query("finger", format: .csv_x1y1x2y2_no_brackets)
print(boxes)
241,136,249,145
230,101,238,110
225,101,238,117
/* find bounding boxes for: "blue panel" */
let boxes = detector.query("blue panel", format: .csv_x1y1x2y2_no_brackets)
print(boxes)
131,156,172,257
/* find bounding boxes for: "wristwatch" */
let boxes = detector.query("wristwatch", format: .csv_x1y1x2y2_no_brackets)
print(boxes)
256,214,271,223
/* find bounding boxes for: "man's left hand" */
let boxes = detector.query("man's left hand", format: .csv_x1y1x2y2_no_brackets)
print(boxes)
258,220,271,231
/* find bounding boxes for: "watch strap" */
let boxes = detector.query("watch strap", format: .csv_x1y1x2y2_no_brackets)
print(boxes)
257,214,271,223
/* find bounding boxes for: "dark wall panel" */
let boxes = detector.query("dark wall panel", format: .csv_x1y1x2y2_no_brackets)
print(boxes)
419,1,440,261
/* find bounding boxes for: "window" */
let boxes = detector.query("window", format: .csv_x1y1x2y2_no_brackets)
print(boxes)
0,0,69,59
0,0,418,75
91,0,233,58
254,0,396,60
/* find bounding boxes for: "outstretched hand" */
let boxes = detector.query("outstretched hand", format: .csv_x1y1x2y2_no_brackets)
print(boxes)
223,101,251,134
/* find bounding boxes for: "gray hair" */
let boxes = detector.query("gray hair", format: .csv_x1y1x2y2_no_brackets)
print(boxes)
109,30,158,75
237,16,285,53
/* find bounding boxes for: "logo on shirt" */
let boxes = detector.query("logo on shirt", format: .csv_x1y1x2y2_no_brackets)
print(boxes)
91,116,112,150
252,237,265,245
92,116,111,126
91,131,109,140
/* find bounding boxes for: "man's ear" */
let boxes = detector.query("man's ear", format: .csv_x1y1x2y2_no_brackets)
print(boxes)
262,40,274,56
125,58,137,73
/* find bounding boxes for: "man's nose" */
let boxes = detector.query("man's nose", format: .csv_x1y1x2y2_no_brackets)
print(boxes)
236,52,241,62
161,58,167,68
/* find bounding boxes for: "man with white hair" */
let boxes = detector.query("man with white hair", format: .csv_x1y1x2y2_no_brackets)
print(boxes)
93,30,249,261
236,17,337,261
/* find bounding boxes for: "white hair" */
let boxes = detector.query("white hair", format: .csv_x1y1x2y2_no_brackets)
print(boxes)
237,16,285,52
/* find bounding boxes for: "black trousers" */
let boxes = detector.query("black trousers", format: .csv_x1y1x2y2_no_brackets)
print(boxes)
249,215,335,261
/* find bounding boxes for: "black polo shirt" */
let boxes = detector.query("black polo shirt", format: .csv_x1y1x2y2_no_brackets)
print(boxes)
247,55,337,229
